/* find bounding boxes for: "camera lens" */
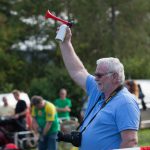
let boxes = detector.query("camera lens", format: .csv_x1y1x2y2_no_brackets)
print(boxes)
57,131,72,143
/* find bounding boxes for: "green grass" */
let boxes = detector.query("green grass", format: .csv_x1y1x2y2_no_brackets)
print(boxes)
138,128,150,146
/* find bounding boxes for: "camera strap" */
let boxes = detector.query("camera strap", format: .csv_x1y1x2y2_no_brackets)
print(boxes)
77,85,123,133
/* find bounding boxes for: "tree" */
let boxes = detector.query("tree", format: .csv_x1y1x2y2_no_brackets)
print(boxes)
69,0,150,77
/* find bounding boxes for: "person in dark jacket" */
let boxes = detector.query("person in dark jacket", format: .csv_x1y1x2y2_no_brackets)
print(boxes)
12,89,27,131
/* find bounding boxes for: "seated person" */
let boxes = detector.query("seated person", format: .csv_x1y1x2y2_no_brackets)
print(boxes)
0,97,14,117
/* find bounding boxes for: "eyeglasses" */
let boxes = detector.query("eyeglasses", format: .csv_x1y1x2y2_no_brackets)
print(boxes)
94,72,113,78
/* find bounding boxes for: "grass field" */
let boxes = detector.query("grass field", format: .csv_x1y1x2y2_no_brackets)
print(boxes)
138,128,150,146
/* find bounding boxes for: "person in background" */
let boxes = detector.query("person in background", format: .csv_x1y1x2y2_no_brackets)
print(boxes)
56,27,140,150
125,80,139,98
138,84,147,111
31,95,60,150
12,89,27,131
0,97,14,116
54,88,72,120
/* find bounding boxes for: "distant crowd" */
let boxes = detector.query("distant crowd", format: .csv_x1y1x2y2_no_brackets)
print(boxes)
0,88,73,150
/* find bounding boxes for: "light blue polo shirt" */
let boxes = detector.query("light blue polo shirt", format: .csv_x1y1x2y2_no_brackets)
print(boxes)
79,75,140,150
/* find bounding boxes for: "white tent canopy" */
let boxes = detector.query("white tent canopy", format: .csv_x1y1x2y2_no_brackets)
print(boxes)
0,92,30,108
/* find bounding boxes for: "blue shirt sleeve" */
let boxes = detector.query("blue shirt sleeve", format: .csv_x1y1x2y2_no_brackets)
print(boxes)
86,75,97,95
85,75,102,113
116,98,140,131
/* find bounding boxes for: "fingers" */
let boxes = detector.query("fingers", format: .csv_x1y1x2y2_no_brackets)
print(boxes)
66,27,72,35
56,26,70,35
55,24,72,42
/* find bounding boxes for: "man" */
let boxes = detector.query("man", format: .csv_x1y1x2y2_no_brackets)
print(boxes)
0,97,14,116
31,96,60,150
12,90,27,131
54,88,72,120
57,27,140,150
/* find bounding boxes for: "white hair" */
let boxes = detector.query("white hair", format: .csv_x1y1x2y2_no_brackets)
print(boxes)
96,57,125,84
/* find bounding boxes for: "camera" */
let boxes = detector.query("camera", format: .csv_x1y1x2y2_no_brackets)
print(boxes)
57,131,82,147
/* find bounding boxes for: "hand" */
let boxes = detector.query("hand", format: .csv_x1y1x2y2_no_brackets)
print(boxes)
64,106,71,112
64,27,72,42
56,26,72,43
13,114,19,119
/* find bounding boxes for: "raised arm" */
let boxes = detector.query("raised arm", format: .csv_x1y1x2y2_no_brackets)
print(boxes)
58,27,89,91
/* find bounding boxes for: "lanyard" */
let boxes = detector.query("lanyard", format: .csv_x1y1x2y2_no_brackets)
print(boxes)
77,85,123,133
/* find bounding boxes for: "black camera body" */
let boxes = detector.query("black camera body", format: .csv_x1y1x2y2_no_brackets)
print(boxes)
57,131,82,147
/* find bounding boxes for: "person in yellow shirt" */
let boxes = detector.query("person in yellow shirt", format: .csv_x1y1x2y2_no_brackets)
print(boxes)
31,95,60,150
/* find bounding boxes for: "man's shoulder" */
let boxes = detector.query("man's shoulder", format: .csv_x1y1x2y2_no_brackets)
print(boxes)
45,102,57,114
19,99,26,103
17,100,27,106
115,88,139,106
86,74,95,84
45,101,55,109
86,75,98,93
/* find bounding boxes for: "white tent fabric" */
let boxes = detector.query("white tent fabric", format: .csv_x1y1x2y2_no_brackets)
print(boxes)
0,92,30,108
